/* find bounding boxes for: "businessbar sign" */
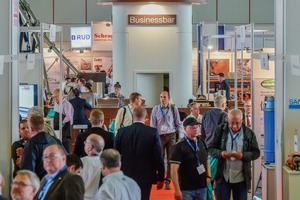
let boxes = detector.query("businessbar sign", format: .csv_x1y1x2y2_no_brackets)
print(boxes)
128,15,176,25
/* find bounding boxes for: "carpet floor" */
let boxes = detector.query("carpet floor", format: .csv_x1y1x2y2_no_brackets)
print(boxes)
150,184,174,200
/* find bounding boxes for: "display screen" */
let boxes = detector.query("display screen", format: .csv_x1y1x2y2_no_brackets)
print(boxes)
19,84,38,119
70,27,92,49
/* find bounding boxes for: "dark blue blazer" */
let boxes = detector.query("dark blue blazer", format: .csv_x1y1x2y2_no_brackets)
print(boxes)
69,97,92,126
115,122,165,184
220,79,231,100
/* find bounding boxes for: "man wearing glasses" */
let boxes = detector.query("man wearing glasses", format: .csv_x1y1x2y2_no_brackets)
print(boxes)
37,144,84,200
11,170,40,200
208,109,260,200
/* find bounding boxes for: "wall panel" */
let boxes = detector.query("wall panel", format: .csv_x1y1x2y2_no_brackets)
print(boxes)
251,0,274,23
27,0,53,23
87,0,112,22
54,0,85,23
218,0,249,24
192,1,217,23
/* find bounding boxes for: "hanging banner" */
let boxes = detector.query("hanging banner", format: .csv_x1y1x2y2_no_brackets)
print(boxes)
92,23,113,51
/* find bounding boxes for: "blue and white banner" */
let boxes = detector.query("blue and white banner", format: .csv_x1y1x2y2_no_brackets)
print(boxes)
289,98,300,109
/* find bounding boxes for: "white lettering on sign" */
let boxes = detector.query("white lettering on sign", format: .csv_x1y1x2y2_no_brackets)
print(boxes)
289,98,300,109
128,15,177,25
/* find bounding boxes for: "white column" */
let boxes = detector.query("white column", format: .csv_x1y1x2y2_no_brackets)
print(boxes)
112,2,193,107
0,0,13,197
276,0,300,199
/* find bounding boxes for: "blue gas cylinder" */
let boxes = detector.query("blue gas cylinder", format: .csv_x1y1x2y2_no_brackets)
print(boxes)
263,96,275,163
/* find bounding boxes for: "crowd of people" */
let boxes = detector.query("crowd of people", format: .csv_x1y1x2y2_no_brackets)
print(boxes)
2,83,260,200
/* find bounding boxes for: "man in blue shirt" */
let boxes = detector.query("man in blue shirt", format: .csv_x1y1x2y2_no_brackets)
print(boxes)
36,144,84,200
150,91,184,190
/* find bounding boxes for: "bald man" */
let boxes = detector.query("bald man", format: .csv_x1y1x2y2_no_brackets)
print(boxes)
80,134,105,200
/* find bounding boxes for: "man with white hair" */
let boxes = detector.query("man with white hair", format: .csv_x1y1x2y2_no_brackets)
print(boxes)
201,95,228,146
11,170,40,200
208,109,260,200
80,134,105,200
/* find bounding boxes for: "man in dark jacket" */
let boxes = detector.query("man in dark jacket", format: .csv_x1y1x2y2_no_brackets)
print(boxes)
115,106,165,200
201,95,228,146
69,88,92,127
73,109,114,157
12,120,31,177
218,73,231,100
21,115,59,179
208,109,260,200
36,144,84,200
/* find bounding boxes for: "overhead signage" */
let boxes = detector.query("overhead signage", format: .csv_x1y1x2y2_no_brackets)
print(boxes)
92,23,113,51
289,98,300,109
70,27,92,49
128,15,177,25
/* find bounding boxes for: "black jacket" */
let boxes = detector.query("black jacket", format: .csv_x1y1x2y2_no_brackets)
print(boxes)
73,127,114,157
21,131,59,179
115,122,165,184
208,123,260,189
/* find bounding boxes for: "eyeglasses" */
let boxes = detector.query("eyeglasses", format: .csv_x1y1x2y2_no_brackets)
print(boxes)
42,154,63,160
12,181,34,187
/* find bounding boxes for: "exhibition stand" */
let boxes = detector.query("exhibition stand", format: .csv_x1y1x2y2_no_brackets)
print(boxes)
262,163,275,200
283,166,300,200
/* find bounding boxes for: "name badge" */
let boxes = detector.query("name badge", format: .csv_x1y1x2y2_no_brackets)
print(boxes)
161,124,167,132
197,164,206,175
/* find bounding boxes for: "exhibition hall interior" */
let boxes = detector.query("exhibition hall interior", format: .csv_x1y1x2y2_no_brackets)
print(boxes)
0,0,300,199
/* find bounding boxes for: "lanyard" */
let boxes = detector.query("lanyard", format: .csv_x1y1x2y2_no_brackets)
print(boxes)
128,105,133,115
160,105,170,122
184,135,201,165
229,128,240,150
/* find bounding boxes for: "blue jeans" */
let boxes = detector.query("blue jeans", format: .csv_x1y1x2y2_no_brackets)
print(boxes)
215,180,247,200
182,188,207,200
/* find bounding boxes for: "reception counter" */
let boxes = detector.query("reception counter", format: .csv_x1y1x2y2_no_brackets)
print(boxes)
44,105,244,152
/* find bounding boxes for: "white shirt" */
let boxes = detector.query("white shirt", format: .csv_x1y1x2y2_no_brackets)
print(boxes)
115,104,134,133
106,76,113,94
187,113,203,123
93,171,141,200
80,156,102,200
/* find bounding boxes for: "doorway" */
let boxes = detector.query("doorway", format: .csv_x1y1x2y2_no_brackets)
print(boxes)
136,73,169,107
